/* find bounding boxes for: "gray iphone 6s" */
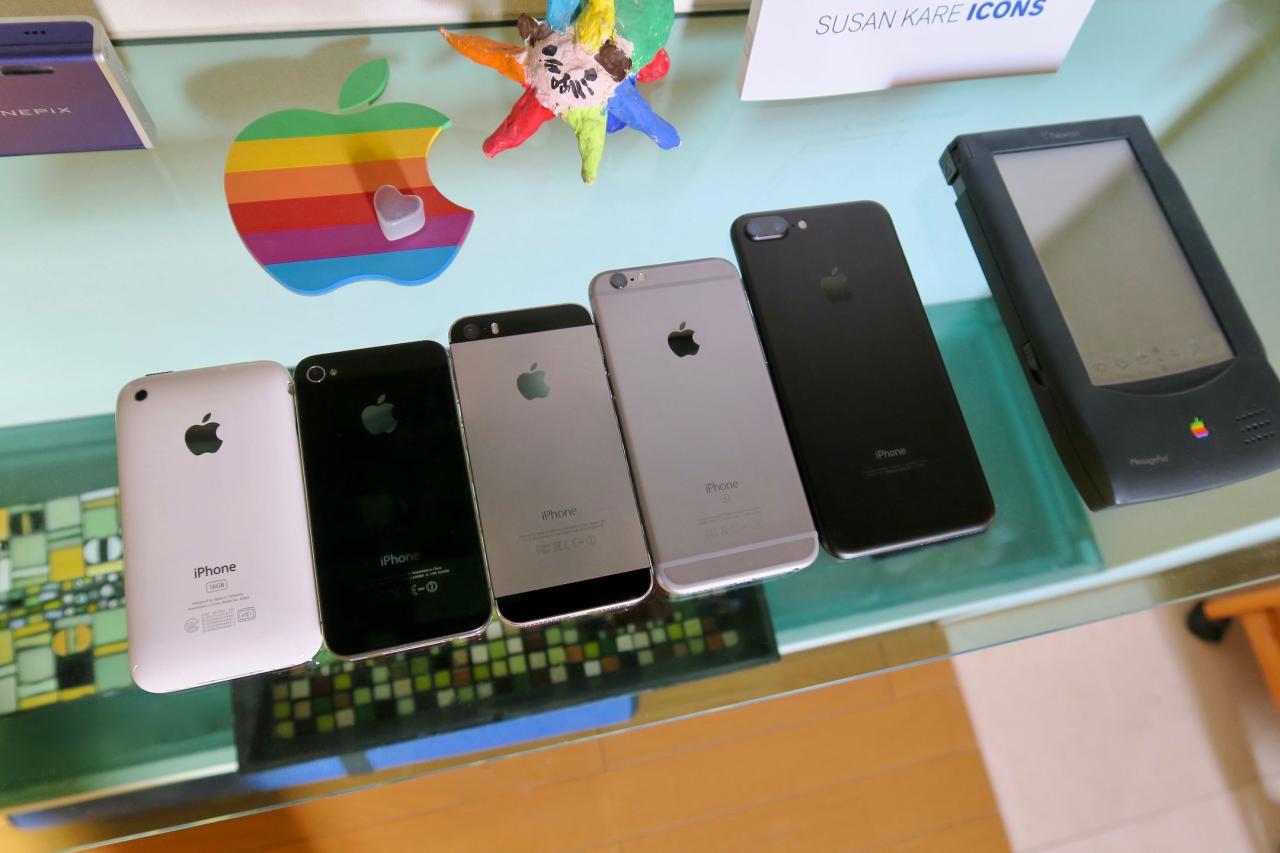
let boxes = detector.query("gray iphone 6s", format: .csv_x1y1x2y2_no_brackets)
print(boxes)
449,305,652,625
116,361,322,692
590,259,818,595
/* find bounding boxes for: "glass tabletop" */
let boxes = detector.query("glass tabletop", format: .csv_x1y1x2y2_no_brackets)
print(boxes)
3,1,1280,848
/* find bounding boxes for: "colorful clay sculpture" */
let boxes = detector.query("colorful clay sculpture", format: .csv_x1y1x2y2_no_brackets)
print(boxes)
441,0,679,183
224,60,474,295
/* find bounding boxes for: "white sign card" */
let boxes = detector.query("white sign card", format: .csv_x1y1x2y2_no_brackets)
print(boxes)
739,0,1096,101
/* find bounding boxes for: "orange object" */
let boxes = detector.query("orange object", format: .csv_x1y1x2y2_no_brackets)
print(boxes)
438,28,526,85
1205,582,1280,713
224,158,431,204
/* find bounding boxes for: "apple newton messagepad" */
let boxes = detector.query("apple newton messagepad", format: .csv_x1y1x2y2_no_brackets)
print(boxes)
942,116,1280,509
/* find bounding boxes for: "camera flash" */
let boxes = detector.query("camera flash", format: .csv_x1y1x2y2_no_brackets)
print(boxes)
490,322,500,335
329,369,337,376
798,220,808,229
637,272,646,283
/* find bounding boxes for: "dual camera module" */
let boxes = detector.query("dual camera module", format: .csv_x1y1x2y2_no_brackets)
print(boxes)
744,215,792,242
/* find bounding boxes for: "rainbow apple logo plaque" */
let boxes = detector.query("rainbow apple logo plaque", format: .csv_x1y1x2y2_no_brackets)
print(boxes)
224,60,473,295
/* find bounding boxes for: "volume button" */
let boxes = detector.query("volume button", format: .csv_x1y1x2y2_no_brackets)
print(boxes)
1020,342,1046,387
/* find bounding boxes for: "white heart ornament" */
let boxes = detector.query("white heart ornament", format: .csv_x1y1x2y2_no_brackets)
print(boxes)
374,184,426,242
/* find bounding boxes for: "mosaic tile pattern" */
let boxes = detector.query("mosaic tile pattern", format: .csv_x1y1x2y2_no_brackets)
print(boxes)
0,488,128,715
235,588,776,769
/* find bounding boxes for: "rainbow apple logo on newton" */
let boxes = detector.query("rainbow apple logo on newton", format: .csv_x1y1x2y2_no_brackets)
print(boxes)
224,60,473,295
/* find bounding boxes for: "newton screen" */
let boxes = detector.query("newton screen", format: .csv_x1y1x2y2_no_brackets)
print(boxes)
994,139,1232,386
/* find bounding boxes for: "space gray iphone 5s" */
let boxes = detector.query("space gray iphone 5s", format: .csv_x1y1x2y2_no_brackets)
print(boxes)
590,259,818,594
294,342,492,659
116,361,321,693
449,305,652,626
731,202,994,559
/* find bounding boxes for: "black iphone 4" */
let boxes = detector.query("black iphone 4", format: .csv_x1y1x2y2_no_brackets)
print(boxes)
730,201,994,559
294,341,492,658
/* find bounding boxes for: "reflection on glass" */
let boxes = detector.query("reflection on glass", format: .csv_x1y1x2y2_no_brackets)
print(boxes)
995,140,1232,386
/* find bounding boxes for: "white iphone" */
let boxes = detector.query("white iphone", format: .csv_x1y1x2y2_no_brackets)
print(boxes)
116,361,321,692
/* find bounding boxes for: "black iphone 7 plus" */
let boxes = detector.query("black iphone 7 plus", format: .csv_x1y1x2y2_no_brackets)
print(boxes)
731,201,994,559
294,341,492,658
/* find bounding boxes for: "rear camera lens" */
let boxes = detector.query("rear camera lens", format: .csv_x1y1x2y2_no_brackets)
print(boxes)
609,272,628,289
134,389,147,401
745,215,790,242
463,323,480,340
305,365,326,383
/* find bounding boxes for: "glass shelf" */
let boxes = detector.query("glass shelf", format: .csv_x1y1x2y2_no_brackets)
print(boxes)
3,1,1280,848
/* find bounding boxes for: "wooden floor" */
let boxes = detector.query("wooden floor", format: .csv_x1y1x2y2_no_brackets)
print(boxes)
97,660,1008,852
